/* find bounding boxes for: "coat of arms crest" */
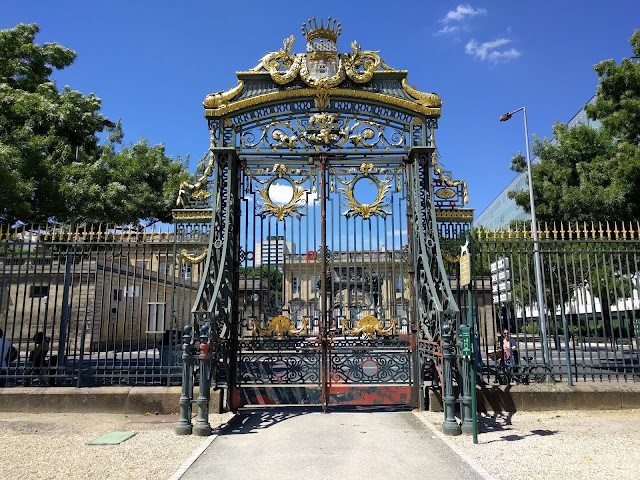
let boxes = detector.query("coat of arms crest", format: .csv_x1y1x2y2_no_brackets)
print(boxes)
302,17,341,80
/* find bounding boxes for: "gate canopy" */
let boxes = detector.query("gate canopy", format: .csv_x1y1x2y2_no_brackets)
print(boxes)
202,16,442,158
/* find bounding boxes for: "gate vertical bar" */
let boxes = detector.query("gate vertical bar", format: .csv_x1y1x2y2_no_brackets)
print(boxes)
320,155,329,412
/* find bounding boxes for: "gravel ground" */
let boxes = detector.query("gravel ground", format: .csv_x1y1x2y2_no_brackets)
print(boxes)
0,412,234,480
1,409,638,479
419,409,640,480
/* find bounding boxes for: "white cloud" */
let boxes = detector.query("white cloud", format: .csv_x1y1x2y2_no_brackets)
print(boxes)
465,38,521,63
268,182,294,205
267,182,319,206
443,4,487,23
435,25,460,36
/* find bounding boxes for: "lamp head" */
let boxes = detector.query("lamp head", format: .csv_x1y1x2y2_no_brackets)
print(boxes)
499,112,512,122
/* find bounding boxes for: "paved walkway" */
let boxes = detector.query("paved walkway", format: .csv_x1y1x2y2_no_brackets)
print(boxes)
177,407,490,480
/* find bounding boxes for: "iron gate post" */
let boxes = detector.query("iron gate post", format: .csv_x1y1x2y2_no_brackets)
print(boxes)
193,325,213,436
175,325,195,435
442,322,461,435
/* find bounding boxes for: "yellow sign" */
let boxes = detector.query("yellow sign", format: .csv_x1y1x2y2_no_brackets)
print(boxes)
460,252,471,286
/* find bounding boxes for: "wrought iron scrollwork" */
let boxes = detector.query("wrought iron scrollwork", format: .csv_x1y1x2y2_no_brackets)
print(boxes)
408,149,460,346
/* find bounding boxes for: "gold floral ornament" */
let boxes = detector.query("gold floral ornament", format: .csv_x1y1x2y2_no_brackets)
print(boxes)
253,316,309,339
247,17,398,91
180,248,208,264
339,164,392,219
176,153,214,207
303,112,341,146
432,152,469,204
203,81,244,109
341,316,397,339
401,79,442,108
257,177,307,221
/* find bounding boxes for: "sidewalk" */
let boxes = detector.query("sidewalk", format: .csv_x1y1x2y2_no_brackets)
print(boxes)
1,408,639,479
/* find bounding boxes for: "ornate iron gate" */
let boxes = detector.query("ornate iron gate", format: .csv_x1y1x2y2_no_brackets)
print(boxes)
174,18,465,416
237,156,413,407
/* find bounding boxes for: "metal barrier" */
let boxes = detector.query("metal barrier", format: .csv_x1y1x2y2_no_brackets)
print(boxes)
469,222,640,385
2,222,639,388
0,224,204,387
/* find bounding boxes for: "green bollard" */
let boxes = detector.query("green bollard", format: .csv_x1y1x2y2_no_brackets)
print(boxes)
442,322,462,436
193,325,212,436
175,325,195,435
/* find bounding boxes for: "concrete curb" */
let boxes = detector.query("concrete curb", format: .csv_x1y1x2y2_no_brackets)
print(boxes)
0,386,222,414
2,383,640,414
428,383,640,412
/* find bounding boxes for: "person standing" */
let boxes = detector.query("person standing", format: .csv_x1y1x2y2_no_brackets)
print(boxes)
502,328,519,382
29,332,50,385
1,329,17,387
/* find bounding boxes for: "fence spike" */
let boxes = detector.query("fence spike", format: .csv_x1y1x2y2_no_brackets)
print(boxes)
620,222,627,240
613,222,620,240
598,222,604,239
552,222,558,240
606,221,611,240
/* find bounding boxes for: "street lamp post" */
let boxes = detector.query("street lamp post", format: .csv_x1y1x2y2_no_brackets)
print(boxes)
500,107,550,366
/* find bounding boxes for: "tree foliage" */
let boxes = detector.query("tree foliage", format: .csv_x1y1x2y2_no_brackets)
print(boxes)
0,24,191,226
509,30,640,225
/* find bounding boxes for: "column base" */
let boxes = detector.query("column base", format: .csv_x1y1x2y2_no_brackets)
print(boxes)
193,422,212,436
175,422,193,435
442,421,462,436
461,421,474,435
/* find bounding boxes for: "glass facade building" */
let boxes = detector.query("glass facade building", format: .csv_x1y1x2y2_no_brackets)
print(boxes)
475,97,600,230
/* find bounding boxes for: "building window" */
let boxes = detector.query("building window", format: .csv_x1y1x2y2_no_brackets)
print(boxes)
158,262,172,275
292,276,300,295
394,275,403,293
123,286,140,298
30,285,49,298
113,289,121,301
182,263,192,280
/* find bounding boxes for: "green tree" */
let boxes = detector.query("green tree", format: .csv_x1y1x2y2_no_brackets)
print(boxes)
505,31,640,351
509,30,640,224
0,24,191,226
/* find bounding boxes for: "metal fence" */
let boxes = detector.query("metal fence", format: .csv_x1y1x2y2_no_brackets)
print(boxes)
2,222,639,389
467,222,640,385
0,224,205,387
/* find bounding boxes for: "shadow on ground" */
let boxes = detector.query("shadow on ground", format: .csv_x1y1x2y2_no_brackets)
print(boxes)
476,411,558,443
221,405,412,435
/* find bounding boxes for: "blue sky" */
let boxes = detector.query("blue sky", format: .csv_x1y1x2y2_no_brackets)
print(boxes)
3,1,639,215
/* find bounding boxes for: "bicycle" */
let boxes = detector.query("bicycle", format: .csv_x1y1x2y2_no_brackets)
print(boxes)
517,356,554,384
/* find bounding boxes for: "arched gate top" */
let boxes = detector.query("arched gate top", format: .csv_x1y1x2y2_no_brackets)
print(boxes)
202,18,442,157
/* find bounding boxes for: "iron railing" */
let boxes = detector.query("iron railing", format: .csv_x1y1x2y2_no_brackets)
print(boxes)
0,224,204,387
2,221,639,388
467,222,640,385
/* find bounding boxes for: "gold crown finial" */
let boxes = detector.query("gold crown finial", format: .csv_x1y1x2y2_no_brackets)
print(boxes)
301,16,342,43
